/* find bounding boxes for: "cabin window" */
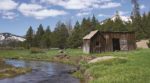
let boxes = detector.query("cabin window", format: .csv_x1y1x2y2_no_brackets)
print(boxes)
120,39,127,45
96,41,101,47
120,39,128,51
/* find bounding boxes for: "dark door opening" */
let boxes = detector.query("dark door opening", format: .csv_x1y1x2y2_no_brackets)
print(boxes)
112,38,120,51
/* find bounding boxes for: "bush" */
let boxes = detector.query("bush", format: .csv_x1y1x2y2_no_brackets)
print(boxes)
30,47,44,53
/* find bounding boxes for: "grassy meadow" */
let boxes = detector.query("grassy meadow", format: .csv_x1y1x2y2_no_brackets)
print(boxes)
0,48,150,83
0,49,84,58
81,49,150,83
0,49,87,65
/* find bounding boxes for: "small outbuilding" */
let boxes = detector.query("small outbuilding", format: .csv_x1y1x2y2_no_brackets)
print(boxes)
83,30,136,54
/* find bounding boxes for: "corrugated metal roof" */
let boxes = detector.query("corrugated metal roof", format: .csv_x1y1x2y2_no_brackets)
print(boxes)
83,30,98,39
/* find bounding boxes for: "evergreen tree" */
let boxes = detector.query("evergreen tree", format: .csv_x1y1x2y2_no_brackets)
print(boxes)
34,24,45,48
131,0,140,18
80,17,93,37
92,15,101,30
137,12,150,39
52,21,69,49
101,19,114,31
113,12,127,31
25,26,34,48
36,24,45,37
42,26,51,48
67,21,82,48
131,0,144,40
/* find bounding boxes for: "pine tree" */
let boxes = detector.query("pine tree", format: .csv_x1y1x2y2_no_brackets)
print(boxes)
80,17,93,37
131,0,144,40
42,26,51,48
140,12,150,39
67,21,82,48
92,15,101,30
34,24,45,48
113,12,127,31
101,19,114,31
36,24,45,37
52,21,69,49
131,0,140,18
25,26,34,48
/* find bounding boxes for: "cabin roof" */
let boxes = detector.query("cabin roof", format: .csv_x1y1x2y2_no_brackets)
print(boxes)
83,30,135,40
83,30,99,39
101,31,135,34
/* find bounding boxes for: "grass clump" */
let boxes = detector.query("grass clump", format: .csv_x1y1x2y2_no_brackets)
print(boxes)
0,67,31,79
0,59,31,79
72,71,84,80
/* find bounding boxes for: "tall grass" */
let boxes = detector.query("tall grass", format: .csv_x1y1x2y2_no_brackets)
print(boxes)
85,49,150,83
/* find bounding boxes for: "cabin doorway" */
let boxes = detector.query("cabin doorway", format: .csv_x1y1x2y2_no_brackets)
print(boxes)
112,38,120,51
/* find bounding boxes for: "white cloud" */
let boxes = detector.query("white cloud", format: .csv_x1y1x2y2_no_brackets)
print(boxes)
0,0,122,20
0,0,18,19
118,11,129,16
98,14,110,17
0,0,18,11
18,3,67,19
140,5,145,9
1,12,17,19
99,2,121,9
77,12,90,16
98,11,129,18
40,0,120,10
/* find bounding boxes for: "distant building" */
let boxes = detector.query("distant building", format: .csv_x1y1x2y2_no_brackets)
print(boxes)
83,30,136,54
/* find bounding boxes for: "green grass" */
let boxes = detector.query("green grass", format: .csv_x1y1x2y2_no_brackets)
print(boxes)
84,49,150,83
0,49,84,59
0,49,86,65
0,48,150,83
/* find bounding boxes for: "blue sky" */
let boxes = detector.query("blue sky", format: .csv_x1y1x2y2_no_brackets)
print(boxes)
0,0,149,36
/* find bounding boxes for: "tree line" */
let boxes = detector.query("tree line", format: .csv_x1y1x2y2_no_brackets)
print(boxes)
24,11,150,49
24,16,99,49
24,0,150,49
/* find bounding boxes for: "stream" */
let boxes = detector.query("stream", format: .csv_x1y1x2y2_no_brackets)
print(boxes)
0,59,80,83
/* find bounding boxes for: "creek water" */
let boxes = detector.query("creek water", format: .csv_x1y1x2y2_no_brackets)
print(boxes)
0,60,80,83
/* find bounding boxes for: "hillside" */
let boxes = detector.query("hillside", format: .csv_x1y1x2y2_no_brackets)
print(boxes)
0,33,25,44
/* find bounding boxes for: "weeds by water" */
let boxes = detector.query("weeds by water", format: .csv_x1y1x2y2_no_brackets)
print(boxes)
0,59,31,79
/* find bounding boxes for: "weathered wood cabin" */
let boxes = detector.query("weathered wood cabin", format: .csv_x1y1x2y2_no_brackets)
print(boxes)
83,30,136,54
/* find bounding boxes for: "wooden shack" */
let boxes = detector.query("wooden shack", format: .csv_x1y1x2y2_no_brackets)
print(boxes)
83,30,136,54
